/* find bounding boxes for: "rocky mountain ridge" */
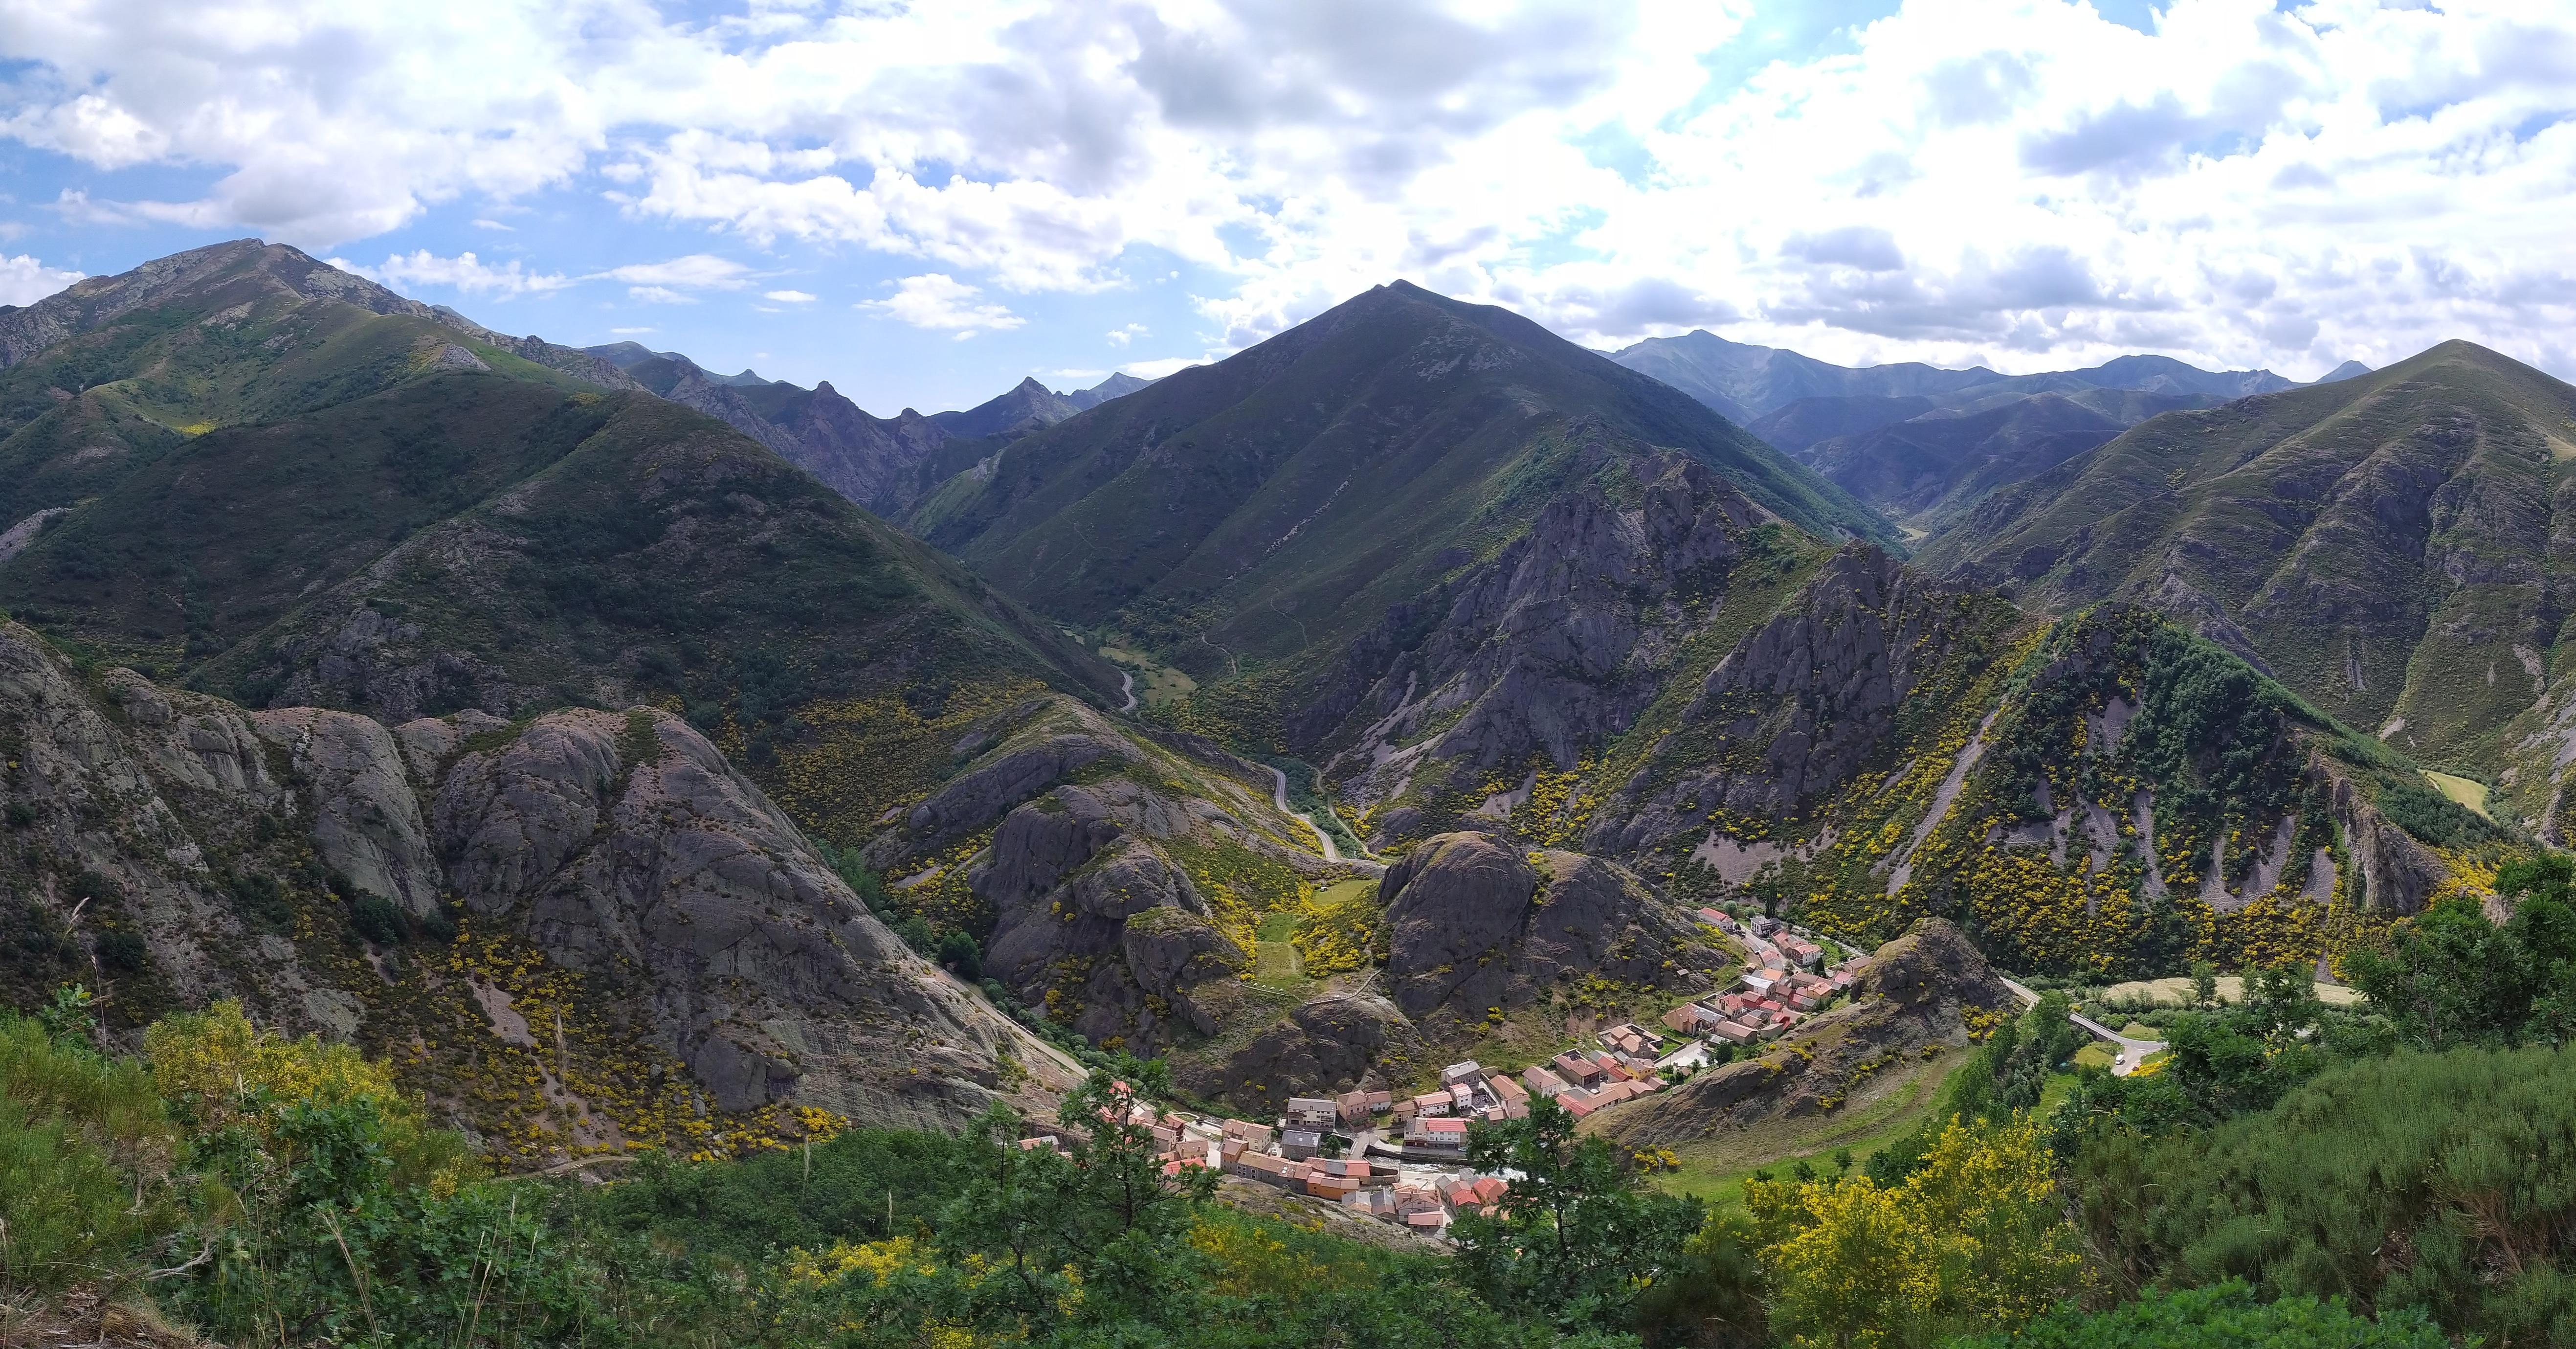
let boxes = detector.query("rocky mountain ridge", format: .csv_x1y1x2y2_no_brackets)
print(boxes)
0,618,1075,1161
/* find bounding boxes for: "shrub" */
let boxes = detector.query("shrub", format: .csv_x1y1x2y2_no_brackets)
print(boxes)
349,890,408,945
2075,1046,2576,1342
1954,1280,2449,1348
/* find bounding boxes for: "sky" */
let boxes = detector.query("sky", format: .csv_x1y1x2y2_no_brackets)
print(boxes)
0,0,2572,415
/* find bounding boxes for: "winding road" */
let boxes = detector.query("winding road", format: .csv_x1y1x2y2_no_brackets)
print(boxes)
2069,1012,2167,1077
2000,975,2166,1077
1116,670,1136,713
1268,765,1378,870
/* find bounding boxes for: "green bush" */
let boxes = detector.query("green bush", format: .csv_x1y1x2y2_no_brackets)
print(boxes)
1950,1281,2448,1348
2075,1046,2576,1343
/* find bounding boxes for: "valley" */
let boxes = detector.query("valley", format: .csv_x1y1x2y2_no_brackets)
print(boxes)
4,238,2571,1349
0,241,2541,1139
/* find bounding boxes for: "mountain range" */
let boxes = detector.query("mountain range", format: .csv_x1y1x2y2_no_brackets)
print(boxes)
1613,329,2375,533
0,238,2553,1150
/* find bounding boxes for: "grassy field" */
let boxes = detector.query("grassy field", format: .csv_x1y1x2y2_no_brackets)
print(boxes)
2095,975,2363,1008
1250,912,1313,992
1100,643,1199,706
2421,769,2493,820
1647,1046,1969,1208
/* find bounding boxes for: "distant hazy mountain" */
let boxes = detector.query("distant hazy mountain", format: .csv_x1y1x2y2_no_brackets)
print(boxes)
930,370,1164,433
930,376,1083,439
1065,370,1157,410
584,340,771,386
1803,391,2221,531
1610,329,2309,425
1614,331,2382,529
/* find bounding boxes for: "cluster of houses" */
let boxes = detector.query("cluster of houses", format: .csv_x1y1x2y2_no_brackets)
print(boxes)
1017,912,1876,1241
1661,908,1869,1046
1518,1033,1675,1118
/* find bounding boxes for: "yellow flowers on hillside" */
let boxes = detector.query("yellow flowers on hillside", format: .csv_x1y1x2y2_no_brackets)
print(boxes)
1746,1116,2087,1349
146,999,411,1121
1291,880,1383,976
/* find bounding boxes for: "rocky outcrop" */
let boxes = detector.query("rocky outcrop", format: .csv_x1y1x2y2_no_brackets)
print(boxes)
2310,751,2450,915
1378,832,1728,1031
0,620,1073,1143
864,698,1145,868
436,708,1050,1119
975,778,1251,1050
1586,546,2008,855
252,708,442,918
1296,452,1767,846
1190,991,1429,1114
1595,918,2012,1148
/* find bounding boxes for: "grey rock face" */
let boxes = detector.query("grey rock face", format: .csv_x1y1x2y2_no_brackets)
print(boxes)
1302,454,1760,790
0,620,1071,1135
1585,545,1993,855
2315,752,2449,916
869,703,1143,868
635,357,958,517
1377,832,1726,1029
254,707,442,917
975,779,1248,1051
437,707,1048,1117
1197,991,1427,1112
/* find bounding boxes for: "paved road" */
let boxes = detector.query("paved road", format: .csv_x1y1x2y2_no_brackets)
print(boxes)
2069,1011,2166,1077
1116,670,1136,713
1270,765,1364,866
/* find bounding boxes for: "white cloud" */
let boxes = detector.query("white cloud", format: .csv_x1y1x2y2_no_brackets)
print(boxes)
1106,322,1146,346
588,253,751,289
1118,357,1201,379
0,253,84,306
335,248,570,298
4,1,2576,374
858,273,1025,333
608,326,655,334
763,288,816,302
471,218,513,230
625,285,694,304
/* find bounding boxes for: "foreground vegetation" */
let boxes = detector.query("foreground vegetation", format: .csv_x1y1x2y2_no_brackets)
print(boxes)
11,855,2576,1346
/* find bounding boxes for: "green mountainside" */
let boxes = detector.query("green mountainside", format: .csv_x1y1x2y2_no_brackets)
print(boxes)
0,242,1121,734
912,280,1891,679
1920,340,2576,829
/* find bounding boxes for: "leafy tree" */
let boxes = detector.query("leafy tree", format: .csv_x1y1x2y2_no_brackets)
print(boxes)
935,1071,1219,1337
1633,1207,1769,1349
2190,960,2218,1010
1452,1094,1705,1336
2346,854,2576,1048
1748,1114,2087,1349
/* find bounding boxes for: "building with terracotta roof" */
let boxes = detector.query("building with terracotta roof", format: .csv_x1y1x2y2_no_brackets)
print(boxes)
1405,1115,1470,1156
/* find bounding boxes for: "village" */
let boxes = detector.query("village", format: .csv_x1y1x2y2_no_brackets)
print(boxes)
1023,904,1874,1240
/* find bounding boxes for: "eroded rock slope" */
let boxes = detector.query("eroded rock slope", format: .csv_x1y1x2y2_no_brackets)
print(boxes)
0,619,1073,1164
